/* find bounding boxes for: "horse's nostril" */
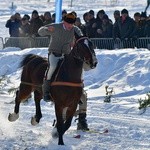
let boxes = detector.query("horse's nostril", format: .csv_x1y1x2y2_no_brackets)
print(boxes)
91,64,96,69
94,62,97,67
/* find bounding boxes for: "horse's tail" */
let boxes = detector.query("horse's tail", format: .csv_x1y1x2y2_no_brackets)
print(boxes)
20,54,37,68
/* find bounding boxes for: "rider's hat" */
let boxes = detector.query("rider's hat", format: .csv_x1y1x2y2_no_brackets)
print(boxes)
64,12,76,24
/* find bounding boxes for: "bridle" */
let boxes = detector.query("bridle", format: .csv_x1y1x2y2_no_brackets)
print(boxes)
72,36,94,63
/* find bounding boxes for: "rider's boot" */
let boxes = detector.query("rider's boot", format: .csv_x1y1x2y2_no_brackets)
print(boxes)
43,80,51,102
77,113,89,131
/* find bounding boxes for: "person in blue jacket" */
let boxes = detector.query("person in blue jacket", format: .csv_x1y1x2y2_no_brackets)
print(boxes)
5,13,21,37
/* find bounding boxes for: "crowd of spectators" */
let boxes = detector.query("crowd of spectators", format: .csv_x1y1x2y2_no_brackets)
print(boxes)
5,8,150,41
5,10,54,38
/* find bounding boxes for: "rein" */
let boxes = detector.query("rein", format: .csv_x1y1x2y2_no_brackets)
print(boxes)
21,81,83,87
72,37,88,61
75,37,88,44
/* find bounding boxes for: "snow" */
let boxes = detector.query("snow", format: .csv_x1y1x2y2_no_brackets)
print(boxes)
0,0,150,150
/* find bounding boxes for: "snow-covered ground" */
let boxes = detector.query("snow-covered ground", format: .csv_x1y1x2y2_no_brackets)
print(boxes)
0,0,150,150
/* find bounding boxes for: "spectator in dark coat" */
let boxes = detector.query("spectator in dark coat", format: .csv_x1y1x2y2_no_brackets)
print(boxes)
112,10,121,39
23,14,30,21
96,9,105,22
95,14,113,38
62,10,67,21
94,10,105,35
19,15,30,37
74,17,86,36
5,13,21,37
43,11,52,25
130,12,147,39
101,15,113,38
113,10,120,21
83,12,89,24
113,9,135,40
144,14,150,37
85,10,96,38
51,13,55,23
29,10,43,37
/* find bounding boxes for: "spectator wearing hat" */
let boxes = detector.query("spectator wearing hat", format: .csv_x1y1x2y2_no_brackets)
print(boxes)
82,12,89,36
62,10,67,21
96,10,106,21
101,14,113,38
23,14,30,21
85,10,96,38
29,10,43,37
113,10,120,23
38,12,90,131
95,14,113,38
43,11,52,25
94,10,105,35
83,12,89,24
19,15,30,37
75,17,86,36
144,14,150,37
113,8,135,40
112,10,121,39
5,12,21,37
134,12,141,22
129,12,146,39
51,13,56,23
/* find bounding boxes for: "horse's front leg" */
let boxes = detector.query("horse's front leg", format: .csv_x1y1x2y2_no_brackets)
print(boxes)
56,116,73,145
31,90,42,125
53,105,65,145
8,90,20,121
57,112,73,145
63,117,73,134
57,118,65,145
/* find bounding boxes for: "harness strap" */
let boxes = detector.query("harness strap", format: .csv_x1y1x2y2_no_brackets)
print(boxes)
21,81,83,87
21,81,42,87
51,81,83,87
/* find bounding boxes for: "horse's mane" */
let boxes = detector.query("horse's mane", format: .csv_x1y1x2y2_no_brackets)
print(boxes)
20,54,47,68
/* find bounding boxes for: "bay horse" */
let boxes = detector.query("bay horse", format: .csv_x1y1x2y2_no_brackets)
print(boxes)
8,35,97,145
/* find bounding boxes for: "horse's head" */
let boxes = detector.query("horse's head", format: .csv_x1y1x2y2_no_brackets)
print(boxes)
73,35,98,71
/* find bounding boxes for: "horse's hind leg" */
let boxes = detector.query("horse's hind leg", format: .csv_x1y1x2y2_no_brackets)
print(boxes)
31,90,42,125
8,84,32,122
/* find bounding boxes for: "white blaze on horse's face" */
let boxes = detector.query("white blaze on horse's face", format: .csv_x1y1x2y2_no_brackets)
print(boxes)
82,39,97,70
84,39,90,48
92,54,98,68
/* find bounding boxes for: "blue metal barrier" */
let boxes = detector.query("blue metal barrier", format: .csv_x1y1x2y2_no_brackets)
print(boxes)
4,37,49,49
91,38,150,50
3,37,150,50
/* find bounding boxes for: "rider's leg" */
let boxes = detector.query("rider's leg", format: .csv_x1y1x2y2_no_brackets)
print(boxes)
77,90,89,131
43,53,63,102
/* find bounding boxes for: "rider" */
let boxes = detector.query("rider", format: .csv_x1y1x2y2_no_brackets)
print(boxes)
38,12,89,131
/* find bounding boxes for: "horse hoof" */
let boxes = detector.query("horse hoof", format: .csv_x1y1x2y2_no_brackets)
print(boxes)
31,117,39,126
8,113,19,122
52,127,58,139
